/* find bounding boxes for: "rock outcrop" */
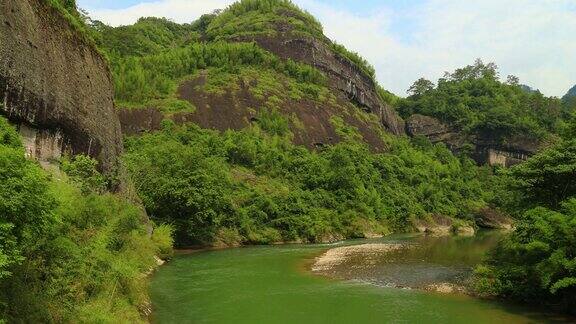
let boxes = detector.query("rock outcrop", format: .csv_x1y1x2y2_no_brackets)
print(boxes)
118,33,406,151
119,76,392,151
406,114,538,166
0,0,123,175
405,114,464,148
233,34,405,136
475,208,513,230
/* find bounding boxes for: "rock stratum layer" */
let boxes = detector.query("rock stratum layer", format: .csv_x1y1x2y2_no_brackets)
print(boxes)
406,114,539,166
0,0,123,174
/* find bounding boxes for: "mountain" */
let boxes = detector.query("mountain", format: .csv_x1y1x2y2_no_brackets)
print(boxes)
562,84,576,113
563,84,576,102
94,1,404,152
520,84,538,93
400,60,565,166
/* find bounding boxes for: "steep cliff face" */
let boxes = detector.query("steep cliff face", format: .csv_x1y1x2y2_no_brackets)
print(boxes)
406,114,539,166
0,0,123,174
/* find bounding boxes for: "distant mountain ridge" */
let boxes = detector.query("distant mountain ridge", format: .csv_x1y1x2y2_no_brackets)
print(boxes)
563,84,576,101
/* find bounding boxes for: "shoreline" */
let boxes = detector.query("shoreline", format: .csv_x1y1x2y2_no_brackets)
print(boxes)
309,242,472,295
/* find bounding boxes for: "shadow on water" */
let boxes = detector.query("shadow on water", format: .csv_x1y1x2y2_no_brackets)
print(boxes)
150,231,574,324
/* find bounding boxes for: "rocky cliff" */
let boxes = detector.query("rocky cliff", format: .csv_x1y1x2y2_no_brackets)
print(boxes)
406,114,539,166
231,33,405,136
0,0,123,175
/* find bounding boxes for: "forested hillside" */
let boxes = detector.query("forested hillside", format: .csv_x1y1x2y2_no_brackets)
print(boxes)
124,115,486,246
85,0,495,247
399,60,566,147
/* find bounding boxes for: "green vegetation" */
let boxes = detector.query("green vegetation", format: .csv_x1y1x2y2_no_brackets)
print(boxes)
474,119,576,314
92,17,198,58
330,43,376,80
398,60,564,143
124,113,486,247
111,41,326,109
474,200,576,314
0,117,172,323
197,66,333,105
206,0,323,40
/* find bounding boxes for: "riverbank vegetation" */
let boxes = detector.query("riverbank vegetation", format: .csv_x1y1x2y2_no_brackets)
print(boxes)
0,117,172,323
123,113,487,247
473,119,576,314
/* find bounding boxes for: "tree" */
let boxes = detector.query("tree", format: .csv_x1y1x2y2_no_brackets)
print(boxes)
506,75,520,86
407,78,434,97
475,200,576,314
509,139,576,208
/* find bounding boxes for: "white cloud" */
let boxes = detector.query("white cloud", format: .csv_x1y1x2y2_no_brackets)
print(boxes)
85,0,576,97
86,0,235,26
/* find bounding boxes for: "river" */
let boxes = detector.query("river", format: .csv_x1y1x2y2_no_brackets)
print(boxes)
150,231,570,323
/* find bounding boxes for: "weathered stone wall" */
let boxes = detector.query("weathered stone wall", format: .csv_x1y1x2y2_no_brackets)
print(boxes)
0,0,123,175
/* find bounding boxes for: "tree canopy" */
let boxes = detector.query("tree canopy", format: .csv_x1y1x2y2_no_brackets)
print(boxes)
399,60,564,144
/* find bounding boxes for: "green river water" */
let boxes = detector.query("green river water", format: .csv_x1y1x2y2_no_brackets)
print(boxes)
150,232,569,324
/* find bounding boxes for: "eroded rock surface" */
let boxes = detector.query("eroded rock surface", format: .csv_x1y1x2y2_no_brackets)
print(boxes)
406,114,539,166
0,0,123,175
234,34,405,136
475,208,514,230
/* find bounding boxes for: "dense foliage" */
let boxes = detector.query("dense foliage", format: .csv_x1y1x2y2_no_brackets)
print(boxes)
92,17,197,59
124,114,486,247
474,123,576,314
474,201,576,314
206,0,323,40
399,60,564,143
111,41,326,110
0,117,172,323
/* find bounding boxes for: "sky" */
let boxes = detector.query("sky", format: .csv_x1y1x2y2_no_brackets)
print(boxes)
78,0,576,98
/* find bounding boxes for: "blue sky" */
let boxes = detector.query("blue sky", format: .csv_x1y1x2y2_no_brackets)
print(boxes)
79,0,576,97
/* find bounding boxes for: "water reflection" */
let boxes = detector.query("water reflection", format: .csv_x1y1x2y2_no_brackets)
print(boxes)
314,231,505,290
